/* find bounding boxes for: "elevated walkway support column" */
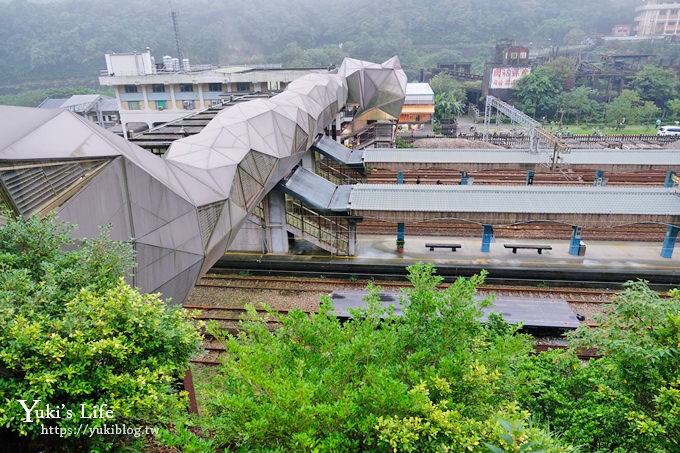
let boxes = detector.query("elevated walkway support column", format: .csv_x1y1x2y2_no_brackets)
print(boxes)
569,226,583,256
481,224,494,253
661,225,679,259
266,190,289,253
348,219,357,256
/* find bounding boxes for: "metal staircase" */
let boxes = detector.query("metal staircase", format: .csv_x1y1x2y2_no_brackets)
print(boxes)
483,96,570,168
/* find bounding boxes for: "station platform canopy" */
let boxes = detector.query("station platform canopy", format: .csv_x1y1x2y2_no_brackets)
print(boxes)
348,184,680,216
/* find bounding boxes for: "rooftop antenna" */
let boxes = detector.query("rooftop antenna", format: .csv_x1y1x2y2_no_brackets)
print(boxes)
170,3,184,72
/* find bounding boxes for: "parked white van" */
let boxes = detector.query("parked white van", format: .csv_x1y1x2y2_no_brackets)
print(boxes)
657,126,680,136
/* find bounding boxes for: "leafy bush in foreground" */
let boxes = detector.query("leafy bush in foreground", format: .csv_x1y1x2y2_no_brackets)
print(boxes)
197,263,573,452
0,213,201,451
528,281,680,453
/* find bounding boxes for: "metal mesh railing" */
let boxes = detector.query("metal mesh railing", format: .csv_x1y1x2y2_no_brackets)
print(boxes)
285,196,350,254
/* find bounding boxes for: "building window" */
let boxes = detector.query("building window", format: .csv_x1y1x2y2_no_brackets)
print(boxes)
236,82,251,92
124,85,138,93
208,83,222,92
127,101,141,110
180,84,194,92
520,52,527,59
182,100,195,110
152,84,165,93
156,100,167,110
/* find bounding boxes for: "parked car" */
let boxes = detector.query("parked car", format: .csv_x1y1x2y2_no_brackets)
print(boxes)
657,126,680,136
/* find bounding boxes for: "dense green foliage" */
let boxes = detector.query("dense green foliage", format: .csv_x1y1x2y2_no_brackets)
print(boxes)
430,73,466,124
604,89,660,127
0,86,113,107
513,67,563,120
528,281,680,452
632,65,680,109
0,213,202,450
513,65,678,124
0,0,640,91
162,266,680,452
186,264,573,451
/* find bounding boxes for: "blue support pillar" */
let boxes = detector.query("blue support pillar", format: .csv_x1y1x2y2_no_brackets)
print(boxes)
459,171,469,185
526,170,534,185
396,171,404,184
661,225,679,258
569,226,583,256
664,170,676,188
594,169,605,186
481,224,494,252
397,222,405,252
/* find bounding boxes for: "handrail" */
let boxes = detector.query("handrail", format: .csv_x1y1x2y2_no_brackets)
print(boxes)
484,96,570,157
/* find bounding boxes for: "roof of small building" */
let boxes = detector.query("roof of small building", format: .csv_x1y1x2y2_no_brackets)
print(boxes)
37,95,118,113
37,98,68,109
404,83,434,104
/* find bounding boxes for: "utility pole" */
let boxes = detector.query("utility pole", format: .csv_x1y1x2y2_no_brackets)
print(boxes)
170,7,184,72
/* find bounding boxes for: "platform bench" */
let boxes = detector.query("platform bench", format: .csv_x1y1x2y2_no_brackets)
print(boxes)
426,243,462,252
504,244,552,254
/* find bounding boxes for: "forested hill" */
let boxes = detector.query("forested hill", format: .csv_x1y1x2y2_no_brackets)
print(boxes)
0,0,639,91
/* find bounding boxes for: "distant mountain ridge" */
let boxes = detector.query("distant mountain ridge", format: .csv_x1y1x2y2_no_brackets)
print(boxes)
0,0,640,90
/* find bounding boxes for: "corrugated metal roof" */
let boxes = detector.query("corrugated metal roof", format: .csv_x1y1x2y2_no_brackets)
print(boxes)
281,167,351,212
348,184,680,215
312,136,364,165
363,148,680,166
61,95,101,109
404,83,434,104
37,98,68,109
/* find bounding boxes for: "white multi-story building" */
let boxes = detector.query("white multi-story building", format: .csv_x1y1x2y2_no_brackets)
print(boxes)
98,50,331,136
634,1,680,36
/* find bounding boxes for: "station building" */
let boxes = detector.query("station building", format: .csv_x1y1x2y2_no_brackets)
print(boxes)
398,83,435,132
98,50,332,136
634,1,680,36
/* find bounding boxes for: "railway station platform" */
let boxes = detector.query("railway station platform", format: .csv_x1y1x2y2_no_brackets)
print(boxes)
354,234,677,273
218,234,680,287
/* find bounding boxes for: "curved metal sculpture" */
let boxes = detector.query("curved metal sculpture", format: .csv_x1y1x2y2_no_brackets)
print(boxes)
0,57,406,303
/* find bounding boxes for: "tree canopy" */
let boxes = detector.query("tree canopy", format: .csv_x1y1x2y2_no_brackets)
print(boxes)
605,89,660,127
0,0,642,91
632,65,679,110
192,264,572,451
513,67,563,120
163,266,679,452
0,213,201,451
528,281,680,451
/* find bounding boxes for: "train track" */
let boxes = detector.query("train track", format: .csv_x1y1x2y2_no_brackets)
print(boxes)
357,219,667,242
196,274,619,300
367,169,669,187
188,274,618,365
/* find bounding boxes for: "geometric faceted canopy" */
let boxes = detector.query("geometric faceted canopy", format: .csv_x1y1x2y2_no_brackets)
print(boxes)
0,57,406,303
